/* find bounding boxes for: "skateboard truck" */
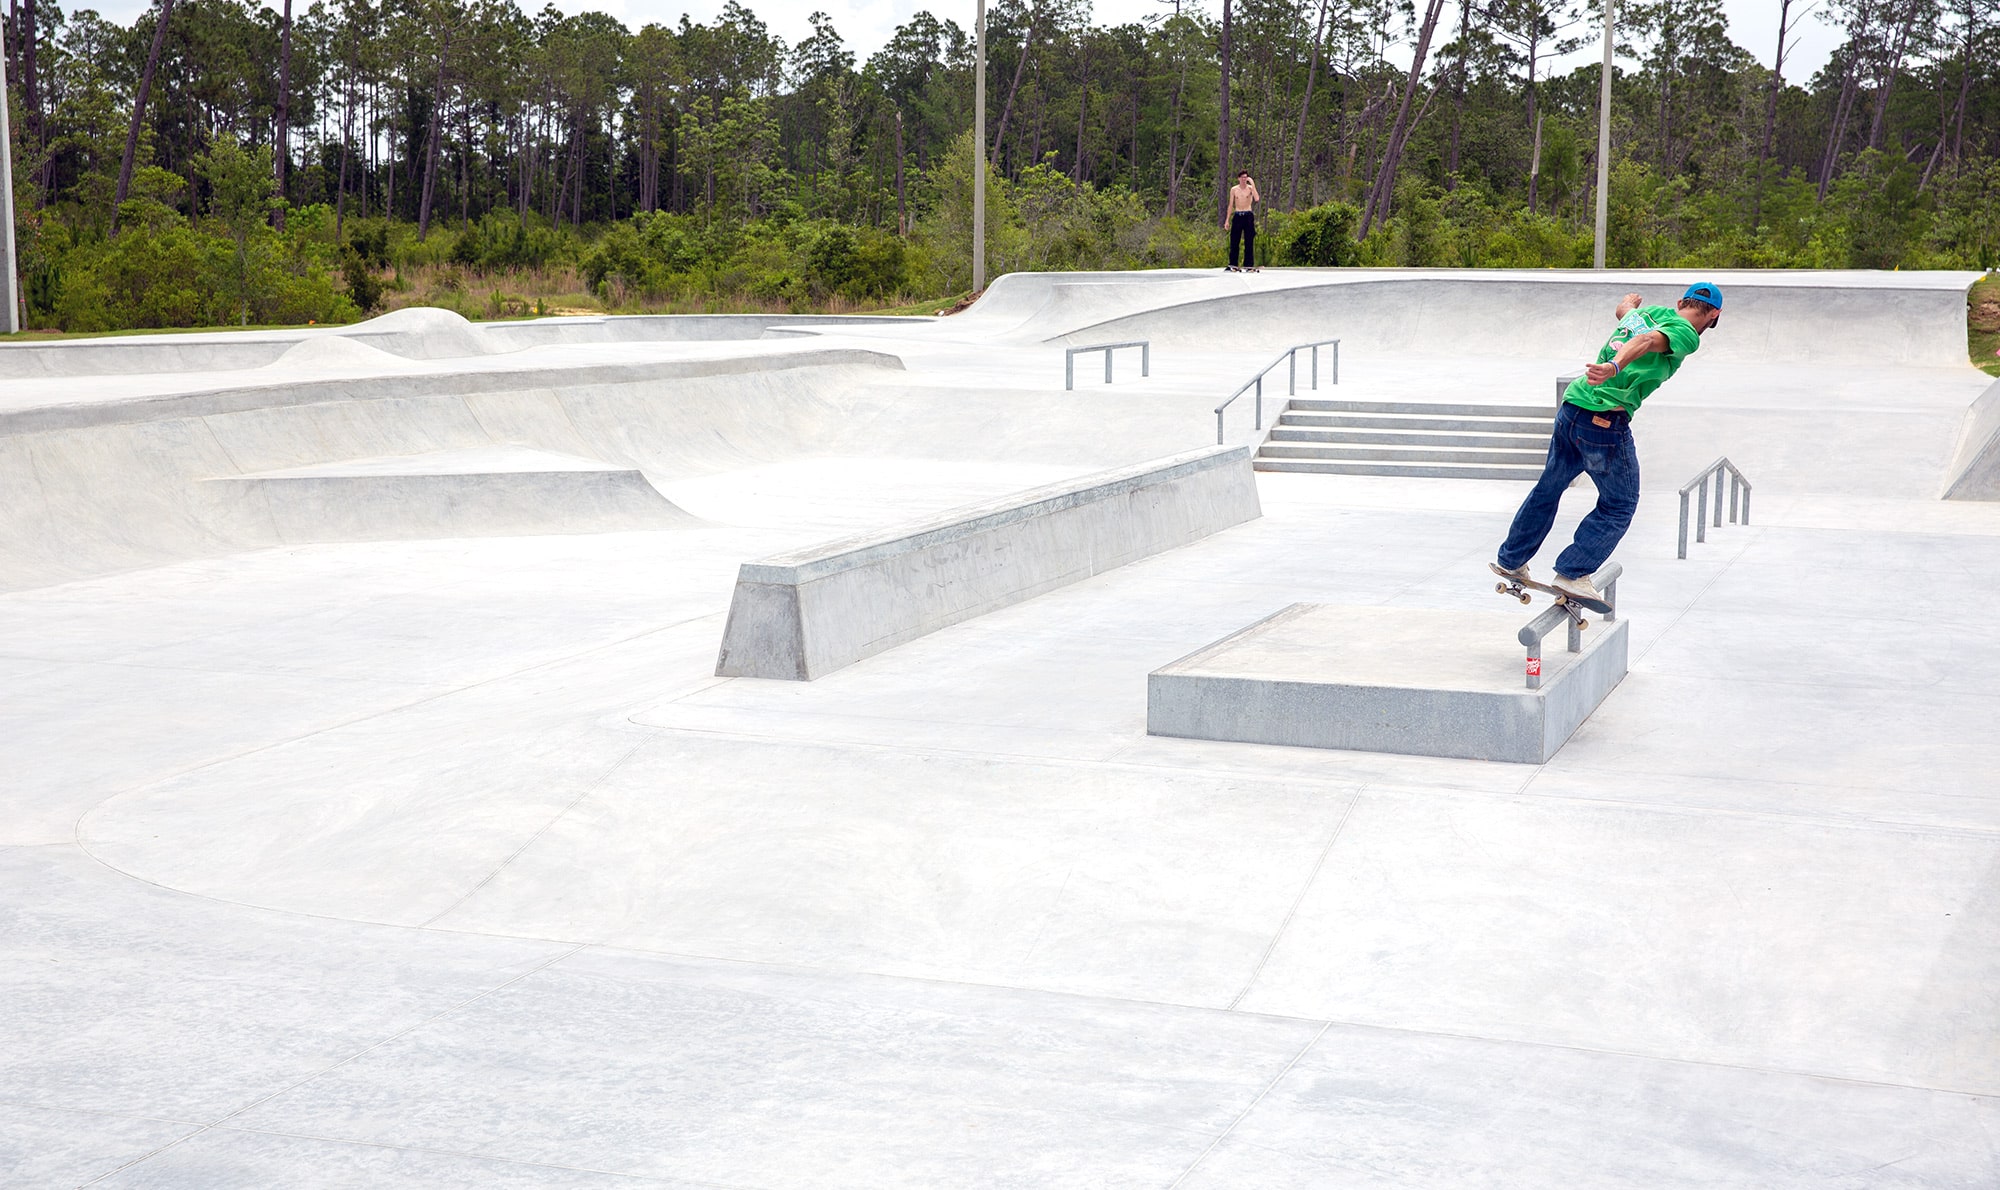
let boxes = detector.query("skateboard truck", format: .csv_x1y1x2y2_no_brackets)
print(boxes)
1490,562,1617,627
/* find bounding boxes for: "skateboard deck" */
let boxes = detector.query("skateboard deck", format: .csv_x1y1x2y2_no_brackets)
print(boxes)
1489,563,1613,619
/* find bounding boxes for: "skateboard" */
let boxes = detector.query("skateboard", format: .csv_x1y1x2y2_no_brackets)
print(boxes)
1489,563,1612,626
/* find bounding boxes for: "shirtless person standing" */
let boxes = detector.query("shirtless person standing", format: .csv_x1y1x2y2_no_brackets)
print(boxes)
1223,170,1260,271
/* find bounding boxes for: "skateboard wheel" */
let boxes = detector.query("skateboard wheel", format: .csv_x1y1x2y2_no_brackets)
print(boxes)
1517,594,1531,604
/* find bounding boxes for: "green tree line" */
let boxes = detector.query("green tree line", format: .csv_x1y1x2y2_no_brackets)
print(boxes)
3,0,1997,331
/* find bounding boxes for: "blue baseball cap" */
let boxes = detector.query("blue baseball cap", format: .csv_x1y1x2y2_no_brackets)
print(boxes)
1682,282,1723,309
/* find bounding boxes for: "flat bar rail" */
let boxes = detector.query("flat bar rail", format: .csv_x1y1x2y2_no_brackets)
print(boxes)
1213,338,1341,444
1517,563,1621,690
1677,457,1751,559
1065,340,1150,390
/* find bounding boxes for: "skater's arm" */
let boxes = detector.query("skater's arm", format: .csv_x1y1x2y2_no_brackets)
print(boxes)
1614,292,1642,318
1584,329,1669,384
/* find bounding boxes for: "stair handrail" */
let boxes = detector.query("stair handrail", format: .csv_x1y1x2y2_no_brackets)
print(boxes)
1516,563,1621,690
1213,338,1340,444
1677,457,1751,559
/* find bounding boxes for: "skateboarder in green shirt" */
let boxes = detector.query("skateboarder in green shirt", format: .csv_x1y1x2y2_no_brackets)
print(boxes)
1492,282,1723,603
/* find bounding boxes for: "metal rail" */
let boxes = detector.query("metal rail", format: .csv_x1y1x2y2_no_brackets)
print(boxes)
1677,457,1751,559
1065,340,1149,390
1212,338,1341,444
1516,563,1620,690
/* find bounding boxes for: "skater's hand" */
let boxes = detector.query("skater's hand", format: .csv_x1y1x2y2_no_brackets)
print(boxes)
1615,292,1643,317
1585,361,1619,384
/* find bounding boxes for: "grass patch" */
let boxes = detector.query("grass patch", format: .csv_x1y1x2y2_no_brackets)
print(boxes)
1971,274,2000,378
858,291,974,317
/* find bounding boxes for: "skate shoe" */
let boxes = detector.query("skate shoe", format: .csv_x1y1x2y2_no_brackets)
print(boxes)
1551,572,1605,603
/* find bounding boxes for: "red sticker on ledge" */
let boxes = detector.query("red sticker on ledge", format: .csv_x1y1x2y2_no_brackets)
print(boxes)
1525,658,1542,676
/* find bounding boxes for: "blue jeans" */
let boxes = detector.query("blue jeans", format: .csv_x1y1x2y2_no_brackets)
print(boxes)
1497,402,1640,579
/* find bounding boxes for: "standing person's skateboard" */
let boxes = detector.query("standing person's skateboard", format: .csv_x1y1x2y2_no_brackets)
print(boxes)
1489,563,1612,625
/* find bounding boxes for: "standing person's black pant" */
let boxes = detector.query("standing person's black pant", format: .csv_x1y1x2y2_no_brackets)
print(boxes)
1229,211,1256,268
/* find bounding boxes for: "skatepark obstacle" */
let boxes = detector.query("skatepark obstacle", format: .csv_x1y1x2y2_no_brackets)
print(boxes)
1212,338,1340,443
1062,340,1149,390
714,445,1261,681
1147,600,1630,763
1943,378,2000,500
1518,563,1622,690
1253,398,1554,479
1678,458,1752,557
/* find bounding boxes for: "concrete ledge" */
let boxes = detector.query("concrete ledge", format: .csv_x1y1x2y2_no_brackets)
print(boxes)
1147,603,1629,763
715,446,1261,680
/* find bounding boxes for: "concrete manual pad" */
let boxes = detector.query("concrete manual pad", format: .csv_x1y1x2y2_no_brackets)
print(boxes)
1149,603,1628,762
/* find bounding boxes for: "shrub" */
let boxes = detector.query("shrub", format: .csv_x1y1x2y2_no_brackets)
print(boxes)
1283,202,1361,266
342,249,384,313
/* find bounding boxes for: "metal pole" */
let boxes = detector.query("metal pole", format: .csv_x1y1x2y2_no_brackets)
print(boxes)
1064,350,1073,391
1714,469,1725,527
1593,0,1614,270
1104,348,1112,384
1254,376,1263,430
1311,344,1319,389
1678,491,1690,559
0,15,22,334
1288,350,1296,396
972,0,987,295
1696,480,1709,544
1141,342,1149,377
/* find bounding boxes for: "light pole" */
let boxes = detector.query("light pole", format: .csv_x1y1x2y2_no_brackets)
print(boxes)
973,0,986,294
0,14,22,333
1594,0,1614,270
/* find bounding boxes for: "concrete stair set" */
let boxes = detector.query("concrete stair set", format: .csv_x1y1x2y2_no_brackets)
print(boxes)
1255,398,1555,480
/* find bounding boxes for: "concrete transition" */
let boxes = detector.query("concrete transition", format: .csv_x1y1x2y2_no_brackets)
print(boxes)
716,445,1261,680
199,446,699,541
1149,603,1630,763
1943,377,2000,499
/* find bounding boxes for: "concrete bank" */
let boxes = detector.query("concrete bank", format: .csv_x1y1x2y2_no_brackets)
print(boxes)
0,352,899,592
1944,378,2000,499
714,445,1262,680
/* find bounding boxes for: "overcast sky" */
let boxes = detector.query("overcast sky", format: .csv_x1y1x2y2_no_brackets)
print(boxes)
559,0,1849,81
77,0,1849,86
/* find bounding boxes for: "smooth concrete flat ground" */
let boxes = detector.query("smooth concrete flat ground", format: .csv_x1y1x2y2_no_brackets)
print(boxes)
6,273,2000,1188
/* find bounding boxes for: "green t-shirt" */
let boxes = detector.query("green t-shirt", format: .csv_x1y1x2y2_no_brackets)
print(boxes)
1564,305,1702,415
